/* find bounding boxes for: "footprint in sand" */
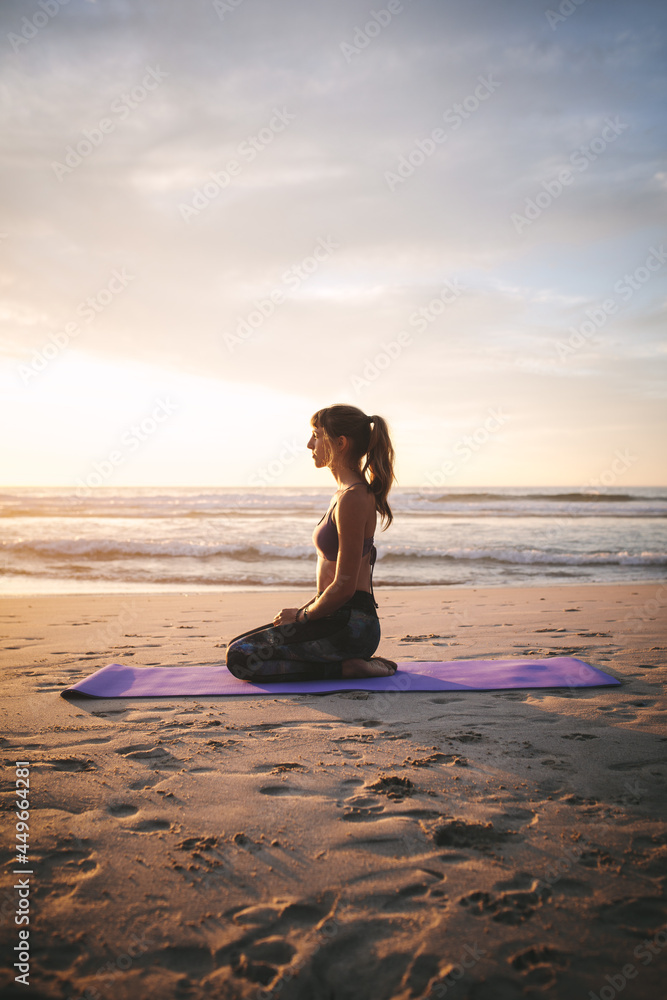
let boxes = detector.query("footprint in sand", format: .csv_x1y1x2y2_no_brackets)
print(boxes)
107,802,139,817
341,775,442,825
341,797,386,821
403,751,468,768
207,892,336,988
268,762,309,774
235,907,440,998
38,834,98,889
510,944,569,988
356,870,447,914
547,876,588,896
258,784,317,796
539,758,571,770
399,633,452,642
45,756,97,772
577,846,617,870
128,777,162,790
432,818,522,853
494,807,537,827
459,883,551,924
245,934,296,956
106,802,169,831
561,794,599,806
597,895,667,933
115,744,177,762
332,732,376,744
141,944,215,978
451,730,484,743
132,818,172,832
338,775,412,819
367,775,415,800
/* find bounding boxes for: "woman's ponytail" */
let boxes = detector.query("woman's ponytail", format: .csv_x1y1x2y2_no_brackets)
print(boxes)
362,413,396,528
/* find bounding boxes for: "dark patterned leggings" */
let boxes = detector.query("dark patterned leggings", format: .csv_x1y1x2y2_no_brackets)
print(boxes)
225,591,381,683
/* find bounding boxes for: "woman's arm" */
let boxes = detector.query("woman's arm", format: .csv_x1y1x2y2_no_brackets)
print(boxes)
272,593,321,628
302,488,366,620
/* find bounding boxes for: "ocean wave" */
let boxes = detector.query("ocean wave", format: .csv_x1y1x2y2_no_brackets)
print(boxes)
2,538,665,568
379,546,667,567
0,539,316,561
2,487,665,521
423,491,654,504
0,566,318,587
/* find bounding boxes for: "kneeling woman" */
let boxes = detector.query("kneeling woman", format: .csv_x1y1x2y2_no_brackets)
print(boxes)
226,404,398,682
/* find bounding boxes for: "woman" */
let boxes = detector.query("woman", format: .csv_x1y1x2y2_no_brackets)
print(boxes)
225,404,398,682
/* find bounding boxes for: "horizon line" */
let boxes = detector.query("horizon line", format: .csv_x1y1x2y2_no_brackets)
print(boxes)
1,484,665,491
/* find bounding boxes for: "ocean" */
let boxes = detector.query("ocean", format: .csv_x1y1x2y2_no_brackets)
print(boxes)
0,486,665,595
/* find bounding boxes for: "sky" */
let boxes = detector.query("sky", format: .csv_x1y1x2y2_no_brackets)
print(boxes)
1,0,666,489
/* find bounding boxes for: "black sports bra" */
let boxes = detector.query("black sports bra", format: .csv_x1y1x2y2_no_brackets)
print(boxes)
312,484,378,606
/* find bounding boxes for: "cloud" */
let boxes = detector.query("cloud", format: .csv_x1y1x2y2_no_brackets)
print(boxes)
1,0,665,484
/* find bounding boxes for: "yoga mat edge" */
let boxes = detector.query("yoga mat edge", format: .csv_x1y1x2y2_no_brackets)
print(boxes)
60,656,621,698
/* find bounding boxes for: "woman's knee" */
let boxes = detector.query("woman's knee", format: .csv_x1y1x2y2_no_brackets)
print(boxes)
351,615,381,659
226,641,270,680
226,643,255,680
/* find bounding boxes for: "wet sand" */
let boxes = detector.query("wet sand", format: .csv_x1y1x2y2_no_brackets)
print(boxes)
1,582,666,999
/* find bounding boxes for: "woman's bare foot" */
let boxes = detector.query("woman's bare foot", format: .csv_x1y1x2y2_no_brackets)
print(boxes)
341,656,398,678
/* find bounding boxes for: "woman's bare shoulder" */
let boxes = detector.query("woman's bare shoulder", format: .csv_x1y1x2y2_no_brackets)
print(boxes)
336,483,376,520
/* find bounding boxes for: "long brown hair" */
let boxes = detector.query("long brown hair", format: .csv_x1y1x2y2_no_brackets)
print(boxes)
310,404,397,529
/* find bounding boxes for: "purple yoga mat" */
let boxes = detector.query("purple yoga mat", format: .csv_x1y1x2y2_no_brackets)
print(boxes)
61,656,619,698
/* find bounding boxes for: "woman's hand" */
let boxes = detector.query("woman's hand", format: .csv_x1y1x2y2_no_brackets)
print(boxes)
272,608,300,626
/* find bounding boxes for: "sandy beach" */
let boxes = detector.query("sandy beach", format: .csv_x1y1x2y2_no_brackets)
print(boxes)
1,581,666,1000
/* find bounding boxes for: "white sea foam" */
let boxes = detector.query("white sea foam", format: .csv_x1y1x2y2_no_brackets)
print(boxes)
1,486,665,593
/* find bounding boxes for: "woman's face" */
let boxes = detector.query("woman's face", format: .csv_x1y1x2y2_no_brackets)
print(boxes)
307,425,329,468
